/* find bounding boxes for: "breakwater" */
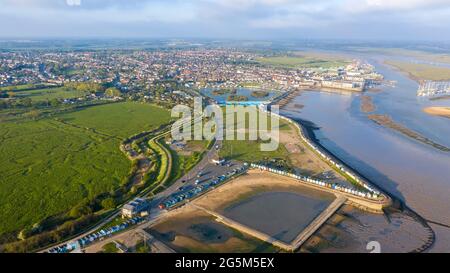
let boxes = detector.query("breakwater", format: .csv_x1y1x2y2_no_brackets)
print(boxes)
260,103,388,200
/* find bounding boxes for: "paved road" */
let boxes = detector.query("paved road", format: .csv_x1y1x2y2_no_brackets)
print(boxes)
150,139,222,204
81,213,166,253
168,140,218,193
39,210,120,253
42,100,233,253
148,140,245,213
136,229,175,253
69,158,245,253
42,115,205,253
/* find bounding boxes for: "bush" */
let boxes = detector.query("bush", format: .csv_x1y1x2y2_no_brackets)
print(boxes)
105,87,122,97
1,214,100,253
101,198,116,210
17,227,33,241
69,204,92,219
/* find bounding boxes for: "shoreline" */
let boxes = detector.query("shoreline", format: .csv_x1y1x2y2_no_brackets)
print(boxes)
368,114,450,152
273,93,436,252
270,91,386,197
423,107,450,119
288,116,386,195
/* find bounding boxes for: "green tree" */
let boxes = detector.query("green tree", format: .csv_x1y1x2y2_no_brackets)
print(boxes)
64,82,105,94
130,186,138,195
21,97,33,107
25,110,40,120
69,204,92,219
50,98,60,107
0,100,8,109
101,198,116,210
4,86,15,92
105,87,121,97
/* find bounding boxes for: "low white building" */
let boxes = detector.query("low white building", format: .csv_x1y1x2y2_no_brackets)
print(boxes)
121,198,149,218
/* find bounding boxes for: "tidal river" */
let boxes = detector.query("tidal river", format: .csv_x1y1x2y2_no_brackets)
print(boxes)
281,59,450,252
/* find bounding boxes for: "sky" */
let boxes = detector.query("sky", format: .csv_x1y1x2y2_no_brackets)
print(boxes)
0,0,450,40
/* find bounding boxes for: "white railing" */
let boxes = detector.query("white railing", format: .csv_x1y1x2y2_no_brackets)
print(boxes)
258,104,382,198
250,163,380,200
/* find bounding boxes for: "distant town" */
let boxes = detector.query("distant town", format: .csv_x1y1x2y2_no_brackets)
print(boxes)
2,37,450,256
0,49,383,108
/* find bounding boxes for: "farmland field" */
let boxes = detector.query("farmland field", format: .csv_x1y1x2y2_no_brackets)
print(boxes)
385,60,450,81
257,54,349,69
0,102,170,236
11,86,87,102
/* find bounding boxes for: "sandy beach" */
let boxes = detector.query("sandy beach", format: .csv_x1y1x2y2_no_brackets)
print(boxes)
194,169,335,212
423,107,450,118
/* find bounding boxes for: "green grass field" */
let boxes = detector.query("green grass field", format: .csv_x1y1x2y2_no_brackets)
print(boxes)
60,102,171,138
257,55,348,69
220,138,288,162
0,84,55,92
11,87,87,102
219,111,289,162
0,102,170,236
385,60,450,81
100,242,119,253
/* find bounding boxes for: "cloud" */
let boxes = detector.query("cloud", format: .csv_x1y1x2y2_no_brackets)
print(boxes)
66,0,81,7
0,0,448,39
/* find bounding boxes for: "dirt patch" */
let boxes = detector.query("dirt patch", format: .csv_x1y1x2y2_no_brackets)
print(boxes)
170,140,207,156
279,121,347,180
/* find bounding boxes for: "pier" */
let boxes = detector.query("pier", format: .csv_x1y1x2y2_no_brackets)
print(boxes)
290,195,347,250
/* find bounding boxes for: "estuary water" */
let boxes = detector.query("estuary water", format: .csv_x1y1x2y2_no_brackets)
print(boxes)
281,60,450,252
